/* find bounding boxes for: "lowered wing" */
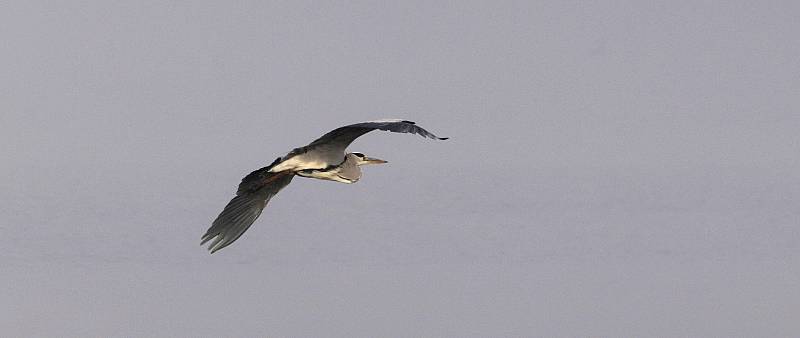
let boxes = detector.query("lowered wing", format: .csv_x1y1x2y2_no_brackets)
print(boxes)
201,159,294,254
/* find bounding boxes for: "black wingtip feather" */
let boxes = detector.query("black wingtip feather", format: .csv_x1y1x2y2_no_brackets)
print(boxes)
401,120,415,124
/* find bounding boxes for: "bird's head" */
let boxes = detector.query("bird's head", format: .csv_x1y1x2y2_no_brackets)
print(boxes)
350,152,388,166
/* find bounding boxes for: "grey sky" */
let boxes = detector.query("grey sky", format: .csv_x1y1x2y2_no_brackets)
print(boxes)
2,1,799,337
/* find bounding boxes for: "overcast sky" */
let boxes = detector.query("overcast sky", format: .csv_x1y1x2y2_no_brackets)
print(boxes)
2,1,799,337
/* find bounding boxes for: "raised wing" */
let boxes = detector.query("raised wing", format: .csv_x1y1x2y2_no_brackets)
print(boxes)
304,119,447,153
201,158,294,254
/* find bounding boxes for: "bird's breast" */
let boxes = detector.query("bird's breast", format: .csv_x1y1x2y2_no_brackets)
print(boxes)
268,150,344,172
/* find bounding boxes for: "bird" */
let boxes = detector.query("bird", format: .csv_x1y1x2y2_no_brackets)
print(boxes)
201,119,447,253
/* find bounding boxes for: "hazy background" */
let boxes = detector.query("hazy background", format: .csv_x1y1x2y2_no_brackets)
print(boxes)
2,1,799,337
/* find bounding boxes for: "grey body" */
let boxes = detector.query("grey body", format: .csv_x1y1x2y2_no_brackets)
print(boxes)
201,119,447,253
296,153,364,184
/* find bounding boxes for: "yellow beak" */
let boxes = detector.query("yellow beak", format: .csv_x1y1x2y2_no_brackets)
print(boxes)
363,156,388,165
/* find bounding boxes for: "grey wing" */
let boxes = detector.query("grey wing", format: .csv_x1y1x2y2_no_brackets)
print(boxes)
305,119,448,153
201,162,294,254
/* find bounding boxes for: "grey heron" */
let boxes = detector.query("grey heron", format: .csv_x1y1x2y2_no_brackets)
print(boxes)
201,119,447,253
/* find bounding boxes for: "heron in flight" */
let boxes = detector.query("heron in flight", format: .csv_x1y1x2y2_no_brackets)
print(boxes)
201,119,447,253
